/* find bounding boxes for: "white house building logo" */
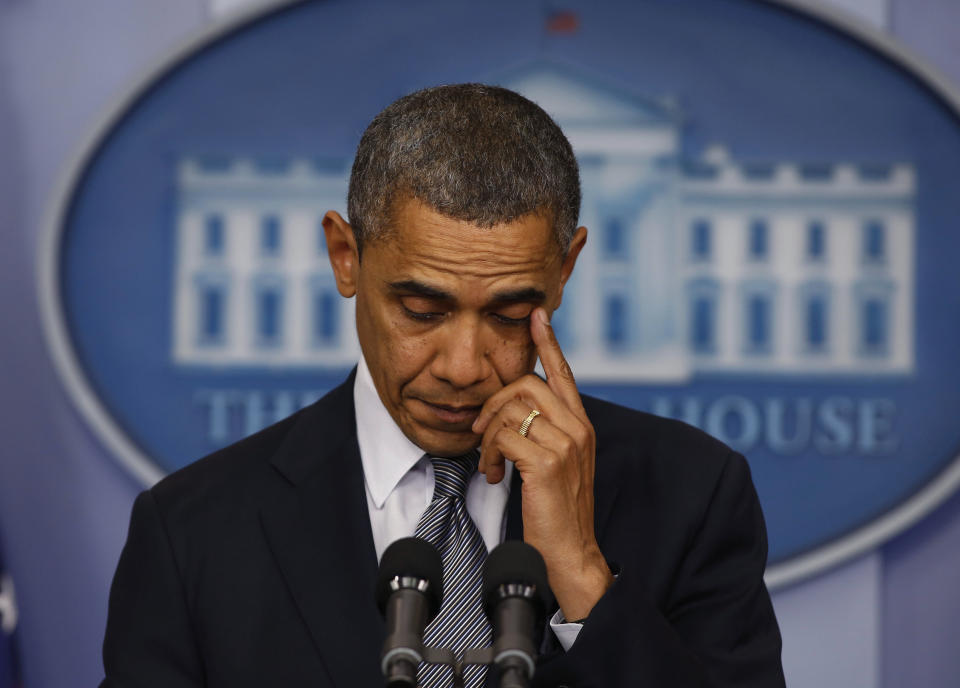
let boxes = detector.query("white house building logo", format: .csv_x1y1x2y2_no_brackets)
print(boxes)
40,0,960,587
173,157,357,368
173,67,914,383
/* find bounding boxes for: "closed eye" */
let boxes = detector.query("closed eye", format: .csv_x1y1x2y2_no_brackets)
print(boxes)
400,297,447,321
403,307,444,321
491,304,533,326
492,314,530,327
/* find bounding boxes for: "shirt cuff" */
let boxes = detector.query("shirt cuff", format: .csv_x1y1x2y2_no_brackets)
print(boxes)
549,607,584,651
547,567,620,652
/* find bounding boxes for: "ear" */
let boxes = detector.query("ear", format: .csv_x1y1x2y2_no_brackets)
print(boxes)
555,226,588,306
322,210,360,298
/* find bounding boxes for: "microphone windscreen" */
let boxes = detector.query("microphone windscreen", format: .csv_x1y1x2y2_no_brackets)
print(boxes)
375,537,443,618
482,540,553,617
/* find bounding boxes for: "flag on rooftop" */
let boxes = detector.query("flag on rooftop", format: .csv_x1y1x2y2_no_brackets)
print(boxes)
546,9,579,34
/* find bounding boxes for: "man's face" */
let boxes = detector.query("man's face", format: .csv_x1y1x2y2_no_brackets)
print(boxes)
324,197,584,457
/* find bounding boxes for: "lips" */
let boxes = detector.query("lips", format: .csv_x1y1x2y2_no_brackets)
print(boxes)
416,399,483,426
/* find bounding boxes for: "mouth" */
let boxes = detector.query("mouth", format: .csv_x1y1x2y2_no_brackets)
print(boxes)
416,399,483,427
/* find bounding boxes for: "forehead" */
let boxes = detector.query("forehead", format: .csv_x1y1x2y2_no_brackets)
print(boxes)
368,198,563,287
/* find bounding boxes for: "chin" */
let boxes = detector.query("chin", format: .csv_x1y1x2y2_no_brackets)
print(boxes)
413,428,480,458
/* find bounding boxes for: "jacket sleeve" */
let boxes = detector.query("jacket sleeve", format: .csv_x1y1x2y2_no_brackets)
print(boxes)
100,490,205,688
535,452,785,688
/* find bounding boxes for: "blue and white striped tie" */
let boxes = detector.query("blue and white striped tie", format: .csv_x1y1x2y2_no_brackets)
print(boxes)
415,451,492,688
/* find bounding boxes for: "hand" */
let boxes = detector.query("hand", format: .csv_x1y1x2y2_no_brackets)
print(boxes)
472,307,614,621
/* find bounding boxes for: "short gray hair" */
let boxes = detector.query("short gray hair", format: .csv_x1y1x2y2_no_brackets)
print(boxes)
347,83,581,253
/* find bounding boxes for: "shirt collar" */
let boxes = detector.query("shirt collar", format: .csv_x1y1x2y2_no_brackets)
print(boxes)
354,356,427,509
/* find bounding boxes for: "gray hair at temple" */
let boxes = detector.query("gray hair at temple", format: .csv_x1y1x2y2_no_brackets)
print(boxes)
347,83,581,254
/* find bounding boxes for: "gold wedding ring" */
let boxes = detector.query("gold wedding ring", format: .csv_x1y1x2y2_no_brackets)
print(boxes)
518,409,541,438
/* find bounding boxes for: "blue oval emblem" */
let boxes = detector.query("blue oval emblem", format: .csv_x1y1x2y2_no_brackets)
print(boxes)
40,0,960,587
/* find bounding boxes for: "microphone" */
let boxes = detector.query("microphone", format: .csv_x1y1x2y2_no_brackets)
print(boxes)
482,541,553,688
375,537,444,688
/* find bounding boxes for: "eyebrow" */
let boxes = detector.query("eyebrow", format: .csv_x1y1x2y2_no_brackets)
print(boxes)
387,280,546,305
388,280,452,300
489,287,547,305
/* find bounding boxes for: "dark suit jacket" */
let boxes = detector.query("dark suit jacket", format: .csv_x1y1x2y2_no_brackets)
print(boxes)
101,372,784,687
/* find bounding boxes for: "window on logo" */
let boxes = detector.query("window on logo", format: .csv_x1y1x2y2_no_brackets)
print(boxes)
863,219,886,263
204,214,225,256
198,285,226,345
256,286,283,346
806,220,826,261
260,215,282,256
746,293,772,353
805,295,828,352
748,219,769,260
690,295,716,354
312,289,338,345
862,297,888,355
690,219,711,261
604,294,628,349
603,217,627,259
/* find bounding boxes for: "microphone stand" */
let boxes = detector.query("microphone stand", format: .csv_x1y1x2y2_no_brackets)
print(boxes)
421,636,535,688
420,646,497,688
379,540,548,688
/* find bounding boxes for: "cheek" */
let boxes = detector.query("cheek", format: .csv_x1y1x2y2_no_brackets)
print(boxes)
488,329,536,382
356,295,416,375
377,313,436,387
389,337,433,376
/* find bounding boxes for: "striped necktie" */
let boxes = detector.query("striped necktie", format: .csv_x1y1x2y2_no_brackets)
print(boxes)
415,451,492,688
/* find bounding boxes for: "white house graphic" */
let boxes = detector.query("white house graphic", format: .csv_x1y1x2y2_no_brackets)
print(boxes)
171,66,915,381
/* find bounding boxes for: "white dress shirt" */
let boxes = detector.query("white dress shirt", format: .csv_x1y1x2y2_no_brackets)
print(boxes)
353,356,582,650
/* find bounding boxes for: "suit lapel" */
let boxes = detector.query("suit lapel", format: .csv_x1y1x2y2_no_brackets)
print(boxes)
586,397,626,542
260,372,384,687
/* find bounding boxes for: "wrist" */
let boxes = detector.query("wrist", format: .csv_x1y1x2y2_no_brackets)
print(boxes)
550,548,614,622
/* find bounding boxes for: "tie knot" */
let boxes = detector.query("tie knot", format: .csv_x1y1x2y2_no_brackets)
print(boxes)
429,451,478,501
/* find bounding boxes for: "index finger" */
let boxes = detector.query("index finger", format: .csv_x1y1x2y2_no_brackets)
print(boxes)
531,307,583,411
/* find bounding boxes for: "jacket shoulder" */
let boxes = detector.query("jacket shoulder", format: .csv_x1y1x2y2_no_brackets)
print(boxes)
148,373,355,521
151,408,300,501
582,393,733,467
582,393,746,522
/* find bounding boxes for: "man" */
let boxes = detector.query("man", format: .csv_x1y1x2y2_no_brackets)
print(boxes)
101,84,784,687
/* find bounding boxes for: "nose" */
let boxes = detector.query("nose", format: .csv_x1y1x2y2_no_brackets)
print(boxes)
430,315,492,389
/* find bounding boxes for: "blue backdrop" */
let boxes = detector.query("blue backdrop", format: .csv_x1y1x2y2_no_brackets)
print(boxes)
55,0,960,568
